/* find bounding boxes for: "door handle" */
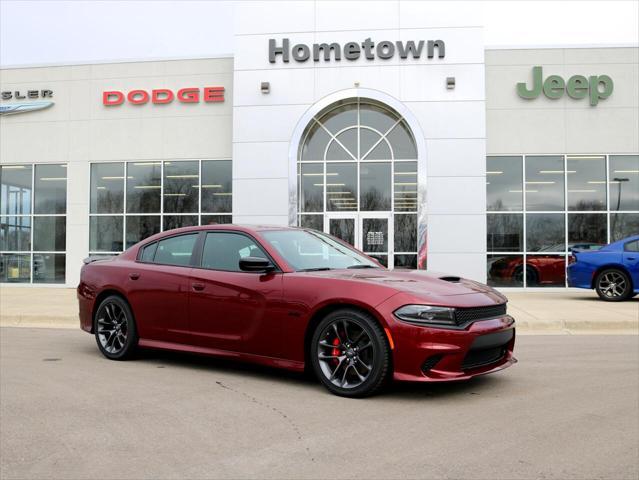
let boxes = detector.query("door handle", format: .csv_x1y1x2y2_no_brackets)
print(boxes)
129,272,140,280
192,283,205,291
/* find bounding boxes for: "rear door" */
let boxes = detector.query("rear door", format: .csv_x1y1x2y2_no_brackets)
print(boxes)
187,231,284,357
623,239,639,289
127,233,199,342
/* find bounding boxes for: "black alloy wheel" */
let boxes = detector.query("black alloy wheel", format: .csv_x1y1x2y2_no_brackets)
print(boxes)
595,269,632,302
94,295,138,359
310,308,390,397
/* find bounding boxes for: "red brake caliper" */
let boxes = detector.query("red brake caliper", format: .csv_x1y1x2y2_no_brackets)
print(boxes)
331,337,341,366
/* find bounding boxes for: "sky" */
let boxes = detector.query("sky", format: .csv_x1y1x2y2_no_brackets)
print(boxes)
1,0,638,67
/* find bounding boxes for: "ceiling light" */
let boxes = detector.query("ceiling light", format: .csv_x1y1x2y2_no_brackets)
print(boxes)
568,189,597,193
101,176,124,180
133,162,162,166
1,165,27,169
164,193,187,197
213,193,232,196
166,174,198,179
567,155,605,159
614,170,639,174
525,181,555,184
134,185,161,189
486,171,503,175
394,172,417,176
394,182,417,186
39,177,66,181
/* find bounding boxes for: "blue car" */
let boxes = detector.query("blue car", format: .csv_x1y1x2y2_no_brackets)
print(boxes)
568,235,639,301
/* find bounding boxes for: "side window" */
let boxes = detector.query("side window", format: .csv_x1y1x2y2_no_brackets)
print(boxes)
140,242,157,262
154,234,198,266
624,240,639,252
201,232,268,272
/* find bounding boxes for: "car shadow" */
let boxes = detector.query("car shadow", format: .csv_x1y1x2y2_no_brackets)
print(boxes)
122,347,505,399
568,294,639,302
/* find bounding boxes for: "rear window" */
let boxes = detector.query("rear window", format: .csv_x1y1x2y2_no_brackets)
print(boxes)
624,240,639,252
153,234,198,266
140,242,158,262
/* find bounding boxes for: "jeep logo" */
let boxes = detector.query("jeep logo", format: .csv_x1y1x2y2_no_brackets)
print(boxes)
517,66,613,106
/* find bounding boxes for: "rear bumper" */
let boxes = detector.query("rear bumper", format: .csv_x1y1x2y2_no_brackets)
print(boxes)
387,315,516,383
567,264,594,289
77,282,95,333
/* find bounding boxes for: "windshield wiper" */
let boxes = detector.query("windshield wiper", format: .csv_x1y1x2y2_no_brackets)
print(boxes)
347,265,379,269
299,267,333,272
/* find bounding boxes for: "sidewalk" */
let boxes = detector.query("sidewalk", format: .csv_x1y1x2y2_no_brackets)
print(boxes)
1,286,637,334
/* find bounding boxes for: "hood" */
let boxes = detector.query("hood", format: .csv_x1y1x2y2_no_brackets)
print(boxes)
300,269,507,302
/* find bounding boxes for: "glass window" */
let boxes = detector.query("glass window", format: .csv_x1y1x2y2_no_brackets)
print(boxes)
394,162,417,212
33,253,65,284
201,215,232,225
163,215,198,232
0,165,32,215
33,216,65,251
487,254,524,287
624,240,639,252
126,216,161,249
0,253,31,283
34,164,67,214
140,242,158,262
611,213,639,241
299,214,323,231
90,163,124,214
487,156,522,211
525,255,565,288
126,162,161,213
163,161,199,213
299,163,323,212
394,214,417,252
386,121,417,159
361,218,388,253
487,214,523,252
300,122,331,161
90,216,123,252
320,104,357,135
526,213,565,252
154,234,197,266
567,155,606,211
329,218,355,246
525,156,564,211
359,104,399,134
568,214,607,248
0,216,31,251
609,155,639,211
201,160,232,213
362,135,392,160
361,163,391,211
201,232,267,271
394,254,417,269
326,163,357,211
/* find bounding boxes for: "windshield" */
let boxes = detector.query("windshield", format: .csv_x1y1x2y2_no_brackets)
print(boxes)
261,229,380,271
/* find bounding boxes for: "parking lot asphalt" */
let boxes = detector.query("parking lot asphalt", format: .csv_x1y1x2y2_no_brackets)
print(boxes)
1,328,638,480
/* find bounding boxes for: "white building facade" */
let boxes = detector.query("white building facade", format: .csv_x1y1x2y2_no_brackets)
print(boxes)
1,2,637,289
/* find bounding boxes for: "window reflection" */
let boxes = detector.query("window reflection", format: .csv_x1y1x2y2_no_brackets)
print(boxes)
525,255,565,287
568,214,607,247
361,163,391,211
526,214,565,252
201,215,231,225
90,216,123,252
525,156,564,211
394,162,417,212
33,253,65,284
487,255,524,287
90,163,124,214
126,162,161,213
394,214,417,252
34,217,65,251
126,216,161,248
0,253,31,283
0,165,32,216
164,161,199,213
201,160,232,213
299,163,323,212
0,216,31,251
611,213,639,241
567,155,606,211
34,164,67,214
487,214,523,252
326,163,357,211
163,215,198,232
609,155,639,211
487,156,522,211
299,214,323,231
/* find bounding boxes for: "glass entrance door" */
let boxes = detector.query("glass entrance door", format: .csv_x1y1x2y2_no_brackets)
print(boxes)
359,213,392,267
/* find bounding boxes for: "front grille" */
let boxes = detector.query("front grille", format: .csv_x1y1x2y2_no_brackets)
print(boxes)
454,303,507,326
462,346,506,370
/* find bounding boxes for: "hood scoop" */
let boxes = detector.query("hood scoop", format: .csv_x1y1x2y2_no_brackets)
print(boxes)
439,275,462,283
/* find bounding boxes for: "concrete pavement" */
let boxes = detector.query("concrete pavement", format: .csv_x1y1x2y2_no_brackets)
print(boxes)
1,328,638,479
1,286,637,333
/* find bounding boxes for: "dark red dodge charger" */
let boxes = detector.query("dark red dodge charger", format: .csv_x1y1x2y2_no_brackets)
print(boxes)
78,225,516,397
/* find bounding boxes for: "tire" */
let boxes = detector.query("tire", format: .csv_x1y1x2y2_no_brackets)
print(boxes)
310,308,391,398
94,295,138,360
595,269,633,302
514,265,538,287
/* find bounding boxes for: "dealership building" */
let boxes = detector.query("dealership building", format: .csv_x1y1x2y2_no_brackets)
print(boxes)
0,2,637,289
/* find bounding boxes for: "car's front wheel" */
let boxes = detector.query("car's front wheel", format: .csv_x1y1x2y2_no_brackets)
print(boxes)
94,295,138,360
310,309,391,397
595,269,632,302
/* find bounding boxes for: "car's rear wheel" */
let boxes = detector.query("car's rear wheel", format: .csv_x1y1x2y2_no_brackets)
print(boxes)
595,269,632,302
310,309,390,398
94,295,138,360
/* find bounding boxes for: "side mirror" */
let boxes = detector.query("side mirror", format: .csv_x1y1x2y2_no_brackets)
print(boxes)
239,256,275,273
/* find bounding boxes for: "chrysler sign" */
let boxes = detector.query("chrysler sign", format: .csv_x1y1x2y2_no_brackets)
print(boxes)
269,38,445,63
103,87,225,106
0,89,54,116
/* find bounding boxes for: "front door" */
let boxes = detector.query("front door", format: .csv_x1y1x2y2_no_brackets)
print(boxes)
324,213,393,268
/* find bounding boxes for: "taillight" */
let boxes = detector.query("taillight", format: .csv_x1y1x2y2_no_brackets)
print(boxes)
568,255,576,265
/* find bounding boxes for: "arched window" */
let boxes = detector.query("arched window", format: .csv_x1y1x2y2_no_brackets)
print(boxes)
297,98,419,269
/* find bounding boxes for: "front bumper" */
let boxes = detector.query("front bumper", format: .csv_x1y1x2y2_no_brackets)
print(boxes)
385,314,516,383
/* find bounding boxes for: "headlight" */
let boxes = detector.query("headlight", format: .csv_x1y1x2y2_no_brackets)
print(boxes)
393,305,456,327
